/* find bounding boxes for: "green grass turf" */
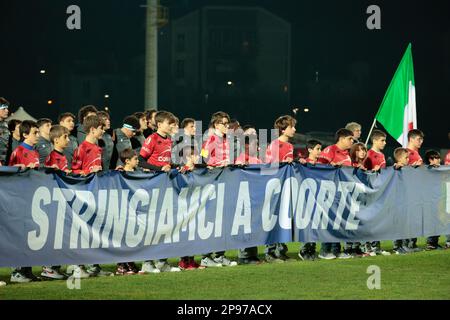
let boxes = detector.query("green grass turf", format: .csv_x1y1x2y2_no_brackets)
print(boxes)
1,239,449,300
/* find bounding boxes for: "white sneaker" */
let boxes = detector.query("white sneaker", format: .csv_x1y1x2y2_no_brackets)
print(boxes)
41,266,65,280
10,271,32,283
73,266,91,279
318,253,336,260
338,252,353,259
381,250,391,256
214,256,237,267
139,261,161,274
200,256,223,268
87,264,113,277
0,281,6,287
156,261,181,272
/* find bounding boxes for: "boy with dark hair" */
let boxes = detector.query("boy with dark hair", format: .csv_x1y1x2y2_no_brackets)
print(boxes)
9,120,41,283
115,148,141,275
35,118,53,166
405,129,424,251
131,112,147,154
362,130,390,256
77,105,98,144
58,112,78,169
45,125,70,173
298,139,322,261
139,111,181,273
143,109,157,138
317,128,354,260
97,111,114,170
424,150,443,250
72,115,104,175
71,115,111,277
9,121,40,169
181,118,195,136
0,98,10,166
199,111,237,267
364,130,387,171
6,119,21,163
113,115,140,168
263,115,297,263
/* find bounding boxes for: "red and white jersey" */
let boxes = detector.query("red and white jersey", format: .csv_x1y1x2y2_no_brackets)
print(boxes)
140,132,172,167
72,140,102,174
201,132,230,167
445,150,450,165
8,144,40,167
364,149,386,170
235,152,262,165
265,139,293,163
407,148,423,165
45,150,68,171
318,144,352,166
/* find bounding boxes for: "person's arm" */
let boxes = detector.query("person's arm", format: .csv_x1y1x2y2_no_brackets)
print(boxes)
138,155,162,171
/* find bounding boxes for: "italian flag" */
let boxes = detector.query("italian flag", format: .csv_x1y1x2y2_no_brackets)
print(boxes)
375,43,416,147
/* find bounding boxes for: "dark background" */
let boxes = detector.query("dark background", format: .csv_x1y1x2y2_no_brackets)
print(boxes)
0,0,449,148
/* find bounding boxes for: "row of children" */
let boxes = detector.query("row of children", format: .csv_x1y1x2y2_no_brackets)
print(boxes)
0,96,449,284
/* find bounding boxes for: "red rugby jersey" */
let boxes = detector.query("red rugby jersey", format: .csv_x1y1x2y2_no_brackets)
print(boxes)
317,144,352,166
407,148,423,165
235,152,262,165
445,150,450,165
201,132,230,167
364,149,386,170
8,144,39,167
140,132,172,167
72,140,102,174
45,150,68,171
265,139,293,163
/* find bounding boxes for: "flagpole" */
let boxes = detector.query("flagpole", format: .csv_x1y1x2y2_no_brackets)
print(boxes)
364,118,377,146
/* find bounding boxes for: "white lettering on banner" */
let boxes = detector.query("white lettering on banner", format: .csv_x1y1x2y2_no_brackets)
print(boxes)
197,184,215,240
126,189,149,247
101,190,128,248
28,187,51,251
143,189,159,245
26,177,364,251
312,180,336,229
295,178,317,229
70,191,96,249
262,178,280,232
231,181,252,235
152,188,174,244
52,188,74,249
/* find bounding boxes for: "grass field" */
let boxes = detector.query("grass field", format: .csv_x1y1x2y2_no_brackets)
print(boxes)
1,239,449,300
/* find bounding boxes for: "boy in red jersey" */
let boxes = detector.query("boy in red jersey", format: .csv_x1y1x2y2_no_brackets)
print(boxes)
71,115,104,175
364,130,387,171
9,120,40,169
404,129,424,251
45,125,70,173
235,126,262,165
361,130,391,256
297,139,322,261
139,111,181,273
71,115,111,277
406,129,424,166
199,111,237,267
40,125,72,280
264,115,297,263
8,120,41,283
317,128,354,260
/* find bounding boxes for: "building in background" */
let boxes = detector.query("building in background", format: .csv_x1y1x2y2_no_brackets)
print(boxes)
160,6,291,128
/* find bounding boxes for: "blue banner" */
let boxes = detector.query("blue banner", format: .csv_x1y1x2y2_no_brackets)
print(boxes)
0,164,449,267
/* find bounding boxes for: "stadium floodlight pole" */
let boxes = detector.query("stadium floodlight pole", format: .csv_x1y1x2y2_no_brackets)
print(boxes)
144,0,159,111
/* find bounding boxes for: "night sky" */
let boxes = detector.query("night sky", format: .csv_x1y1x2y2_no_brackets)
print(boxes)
1,0,449,148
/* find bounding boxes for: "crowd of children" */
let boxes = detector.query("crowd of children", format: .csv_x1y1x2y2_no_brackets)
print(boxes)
0,96,449,286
